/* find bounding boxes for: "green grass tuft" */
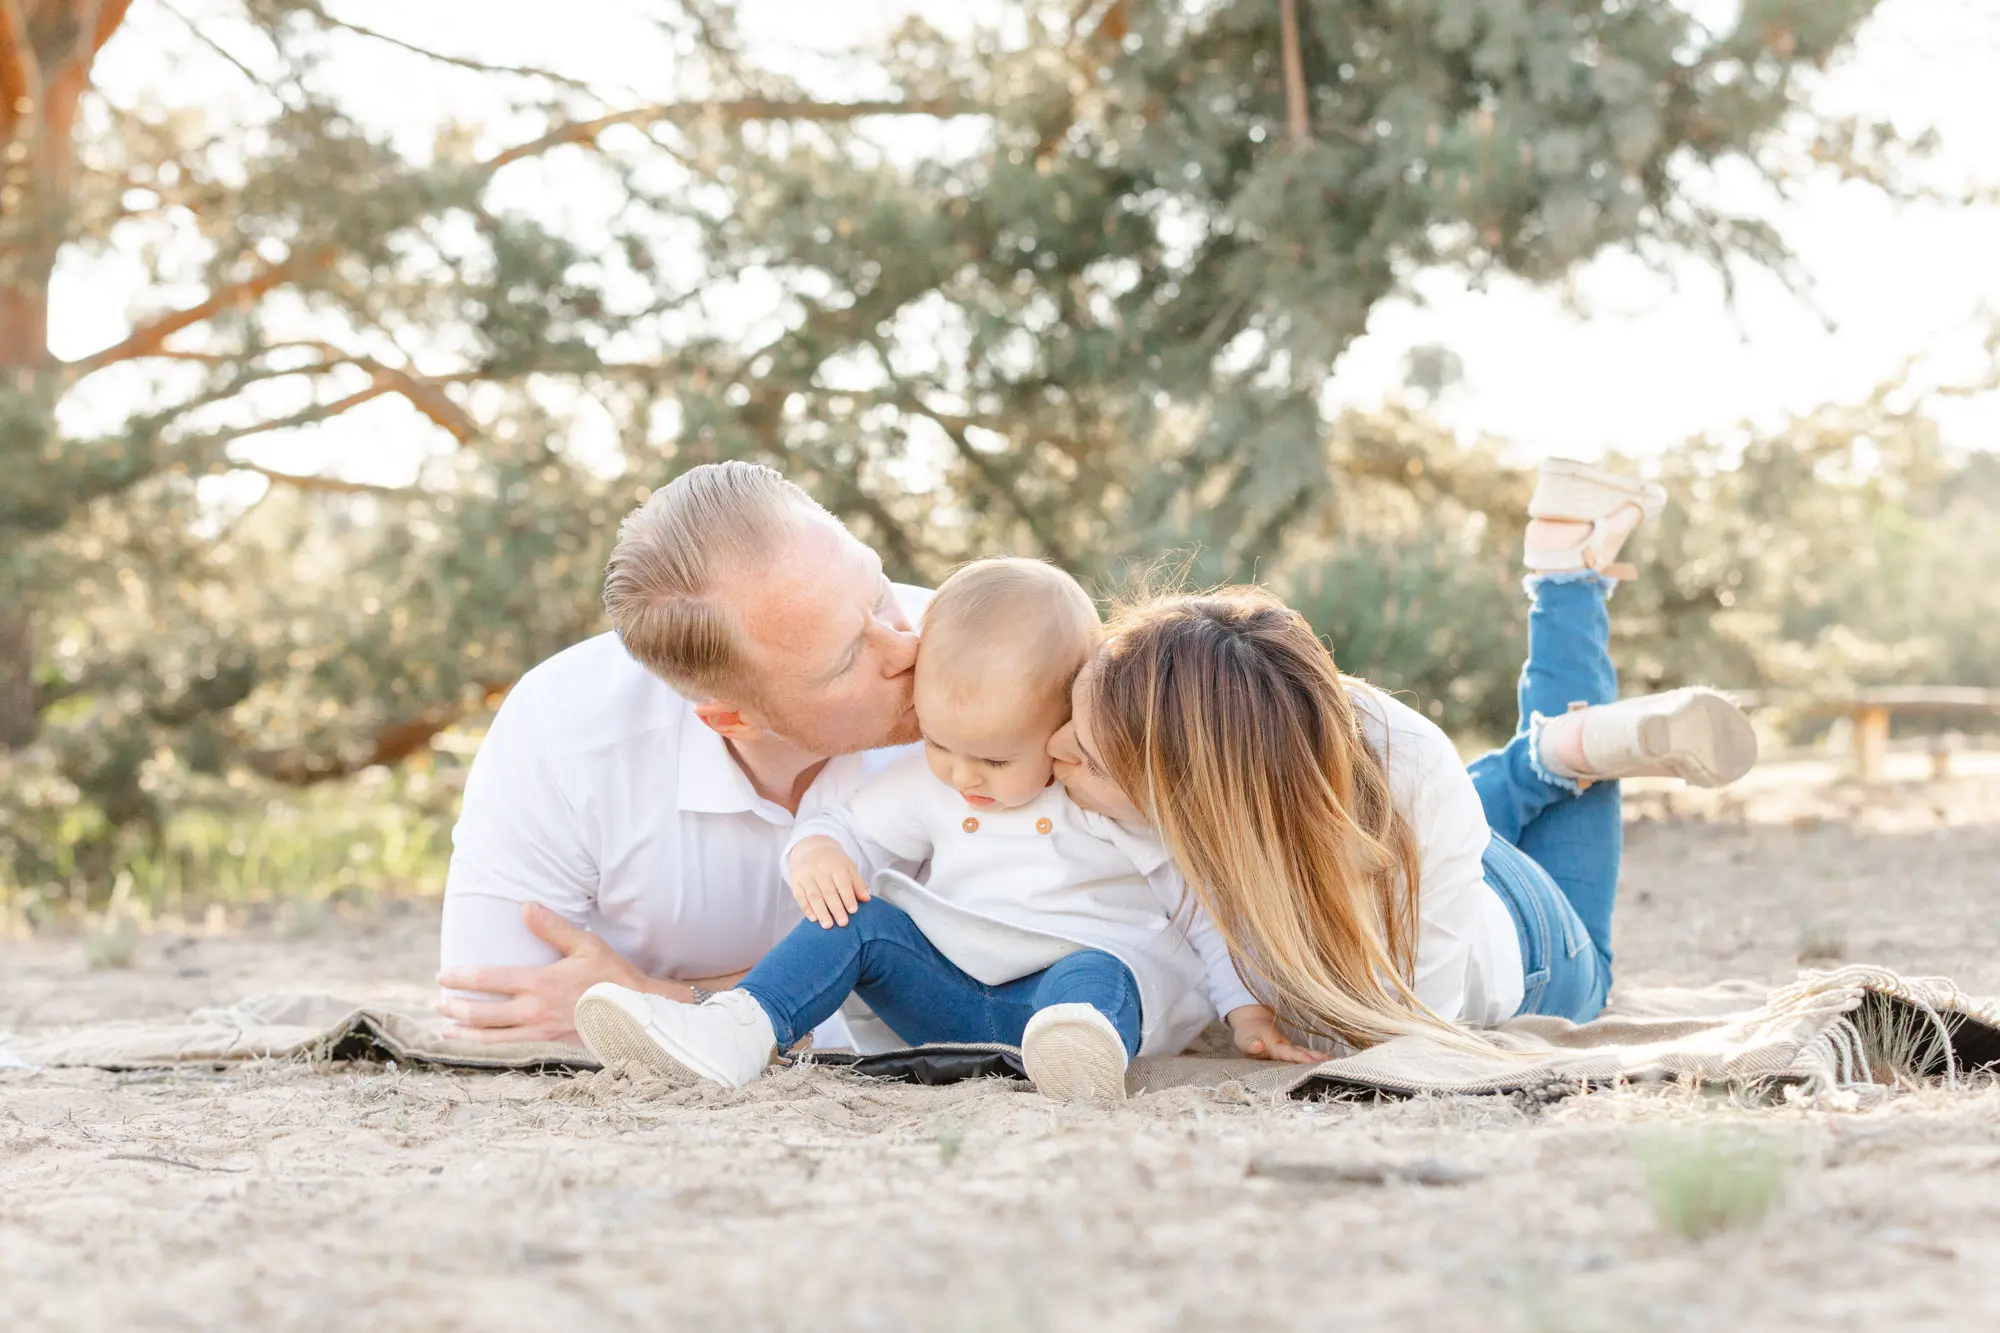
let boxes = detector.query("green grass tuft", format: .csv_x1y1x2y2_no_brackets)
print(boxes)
82,912,142,969
1635,1126,1795,1241
931,1114,965,1165
1852,992,1956,1086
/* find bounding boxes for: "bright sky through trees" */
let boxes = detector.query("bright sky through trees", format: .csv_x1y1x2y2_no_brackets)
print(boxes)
50,0,2000,469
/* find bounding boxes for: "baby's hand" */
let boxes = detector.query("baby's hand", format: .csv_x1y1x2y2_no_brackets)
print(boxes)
1225,1004,1323,1065
787,836,870,929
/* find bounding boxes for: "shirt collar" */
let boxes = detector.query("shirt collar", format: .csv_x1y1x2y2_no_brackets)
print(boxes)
676,710,766,815
675,706,873,819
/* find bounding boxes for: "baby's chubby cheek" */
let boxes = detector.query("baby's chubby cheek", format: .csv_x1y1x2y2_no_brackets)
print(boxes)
992,750,1059,807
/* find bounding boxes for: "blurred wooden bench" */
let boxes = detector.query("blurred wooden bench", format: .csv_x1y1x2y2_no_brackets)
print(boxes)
1734,687,2000,782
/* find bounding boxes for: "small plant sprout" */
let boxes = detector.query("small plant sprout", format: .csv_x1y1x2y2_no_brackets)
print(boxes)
83,912,142,969
932,1114,965,1165
1795,920,1848,965
1635,1126,1796,1241
83,872,145,969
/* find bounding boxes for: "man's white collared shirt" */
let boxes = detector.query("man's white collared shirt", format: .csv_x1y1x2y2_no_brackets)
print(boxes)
439,613,919,1007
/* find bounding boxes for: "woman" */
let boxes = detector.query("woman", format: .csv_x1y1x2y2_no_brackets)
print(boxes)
1047,460,1757,1063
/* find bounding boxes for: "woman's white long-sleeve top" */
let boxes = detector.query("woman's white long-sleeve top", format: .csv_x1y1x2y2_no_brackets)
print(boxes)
1346,684,1524,1027
784,754,1245,1057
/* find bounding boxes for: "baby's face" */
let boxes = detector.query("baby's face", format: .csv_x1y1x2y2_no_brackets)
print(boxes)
914,674,1062,810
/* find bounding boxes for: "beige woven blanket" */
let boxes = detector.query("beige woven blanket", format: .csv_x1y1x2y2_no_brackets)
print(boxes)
5,966,1995,1100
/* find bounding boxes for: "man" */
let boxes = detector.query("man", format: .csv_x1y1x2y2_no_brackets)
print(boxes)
434,461,926,1046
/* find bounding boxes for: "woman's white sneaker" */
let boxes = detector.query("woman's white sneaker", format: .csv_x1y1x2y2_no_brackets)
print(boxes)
1569,687,1758,787
572,983,778,1088
1021,1003,1129,1104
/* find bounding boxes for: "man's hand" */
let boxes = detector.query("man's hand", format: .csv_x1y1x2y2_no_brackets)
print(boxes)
788,836,869,928
434,903,684,1044
1225,1004,1324,1065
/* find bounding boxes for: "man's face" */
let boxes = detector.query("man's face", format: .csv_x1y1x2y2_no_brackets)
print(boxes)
717,517,921,755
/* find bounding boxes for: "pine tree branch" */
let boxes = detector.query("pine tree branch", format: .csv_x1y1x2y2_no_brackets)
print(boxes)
188,384,395,450
356,358,480,443
895,394,1074,566
480,97,978,173
190,372,479,455
158,0,284,102
63,248,331,376
236,463,418,498
80,335,485,444
240,703,466,785
297,1,602,97
1279,0,1311,147
1068,0,1129,45
837,485,921,582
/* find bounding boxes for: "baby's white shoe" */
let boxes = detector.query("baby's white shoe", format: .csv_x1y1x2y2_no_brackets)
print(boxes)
1524,458,1668,578
1021,1003,1129,1104
572,984,777,1088
1557,687,1758,787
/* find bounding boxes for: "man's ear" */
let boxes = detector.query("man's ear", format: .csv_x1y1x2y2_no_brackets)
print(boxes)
693,698,767,740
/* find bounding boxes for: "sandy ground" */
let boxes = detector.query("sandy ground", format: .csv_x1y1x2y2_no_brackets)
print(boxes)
4,763,2000,1332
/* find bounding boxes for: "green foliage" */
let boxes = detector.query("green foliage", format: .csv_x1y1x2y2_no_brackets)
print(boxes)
1283,522,1523,739
1271,367,2000,745
0,0,1945,897
3,768,454,918
1635,1126,1796,1241
1609,378,2000,708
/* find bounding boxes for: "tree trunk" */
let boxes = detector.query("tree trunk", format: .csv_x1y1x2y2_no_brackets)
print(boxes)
0,3,134,749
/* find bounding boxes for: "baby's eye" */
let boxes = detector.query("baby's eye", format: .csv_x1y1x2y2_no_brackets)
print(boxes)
981,758,1009,769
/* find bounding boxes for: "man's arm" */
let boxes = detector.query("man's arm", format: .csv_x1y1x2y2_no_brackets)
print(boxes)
433,692,644,1044
436,899,752,1041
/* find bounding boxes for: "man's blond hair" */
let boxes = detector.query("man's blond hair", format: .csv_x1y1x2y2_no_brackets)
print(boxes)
919,557,1101,718
602,461,829,700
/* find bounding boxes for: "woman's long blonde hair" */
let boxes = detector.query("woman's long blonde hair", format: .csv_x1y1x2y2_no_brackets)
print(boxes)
1088,586,1473,1051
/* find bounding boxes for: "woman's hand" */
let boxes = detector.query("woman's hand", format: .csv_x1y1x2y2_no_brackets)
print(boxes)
788,836,870,927
1224,1004,1324,1065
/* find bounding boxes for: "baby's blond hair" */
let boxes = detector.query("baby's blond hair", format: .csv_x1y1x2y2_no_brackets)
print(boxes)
919,558,1101,719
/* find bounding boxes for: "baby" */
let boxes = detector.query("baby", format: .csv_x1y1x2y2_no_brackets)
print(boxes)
572,557,1241,1102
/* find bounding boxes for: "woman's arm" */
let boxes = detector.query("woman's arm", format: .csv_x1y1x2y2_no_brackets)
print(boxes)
1401,732,1497,1025
1112,821,1322,1064
1174,886,1262,1018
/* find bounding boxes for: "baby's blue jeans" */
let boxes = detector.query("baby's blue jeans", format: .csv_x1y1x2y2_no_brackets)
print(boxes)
738,898,1144,1055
